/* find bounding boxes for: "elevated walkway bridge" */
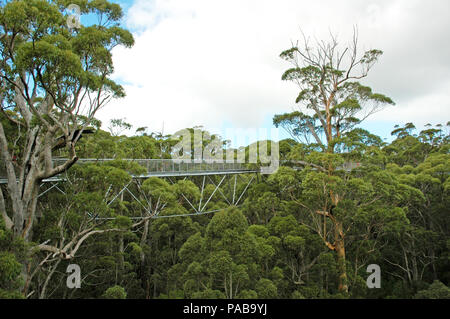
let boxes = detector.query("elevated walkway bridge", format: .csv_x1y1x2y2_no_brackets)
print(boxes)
0,158,361,219
0,158,262,184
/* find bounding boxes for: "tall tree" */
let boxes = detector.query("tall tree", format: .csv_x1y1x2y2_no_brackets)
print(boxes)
0,0,133,237
277,28,394,151
277,28,394,293
0,0,134,293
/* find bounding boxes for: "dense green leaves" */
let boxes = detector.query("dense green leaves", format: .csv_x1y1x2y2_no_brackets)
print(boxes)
0,219,27,298
0,122,448,299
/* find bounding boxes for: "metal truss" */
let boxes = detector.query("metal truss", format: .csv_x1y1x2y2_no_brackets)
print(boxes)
37,179,66,198
0,177,67,199
101,172,257,220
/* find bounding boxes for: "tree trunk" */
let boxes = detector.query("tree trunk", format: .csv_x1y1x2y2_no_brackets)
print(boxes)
140,219,150,298
118,233,125,283
335,222,348,294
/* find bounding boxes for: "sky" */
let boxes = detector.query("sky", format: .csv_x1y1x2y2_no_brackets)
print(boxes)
91,0,450,143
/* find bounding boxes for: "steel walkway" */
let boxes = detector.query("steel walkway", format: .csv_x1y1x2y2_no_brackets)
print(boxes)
0,158,260,184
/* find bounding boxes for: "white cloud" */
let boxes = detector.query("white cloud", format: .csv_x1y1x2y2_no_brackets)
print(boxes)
97,0,450,137
371,83,450,126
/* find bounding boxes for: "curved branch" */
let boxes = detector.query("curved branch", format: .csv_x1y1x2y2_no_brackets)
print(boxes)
38,228,123,259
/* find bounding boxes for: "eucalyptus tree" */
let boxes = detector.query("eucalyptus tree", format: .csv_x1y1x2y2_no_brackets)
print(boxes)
380,126,449,290
177,208,280,299
276,29,395,293
0,0,133,240
276,29,394,151
27,159,147,298
0,0,134,296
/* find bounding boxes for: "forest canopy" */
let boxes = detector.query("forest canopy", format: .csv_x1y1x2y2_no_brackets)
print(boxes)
0,119,448,299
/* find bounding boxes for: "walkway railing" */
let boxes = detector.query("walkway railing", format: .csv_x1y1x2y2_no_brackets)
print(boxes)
0,158,258,181
73,159,254,175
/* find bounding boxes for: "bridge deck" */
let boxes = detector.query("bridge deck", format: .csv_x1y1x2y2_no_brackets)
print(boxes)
0,159,260,184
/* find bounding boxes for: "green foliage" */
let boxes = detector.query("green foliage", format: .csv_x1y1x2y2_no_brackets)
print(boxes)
256,278,278,299
103,285,127,299
414,281,450,299
0,220,27,298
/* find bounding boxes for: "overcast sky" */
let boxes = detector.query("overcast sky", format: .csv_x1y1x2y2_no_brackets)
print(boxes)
95,0,450,141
